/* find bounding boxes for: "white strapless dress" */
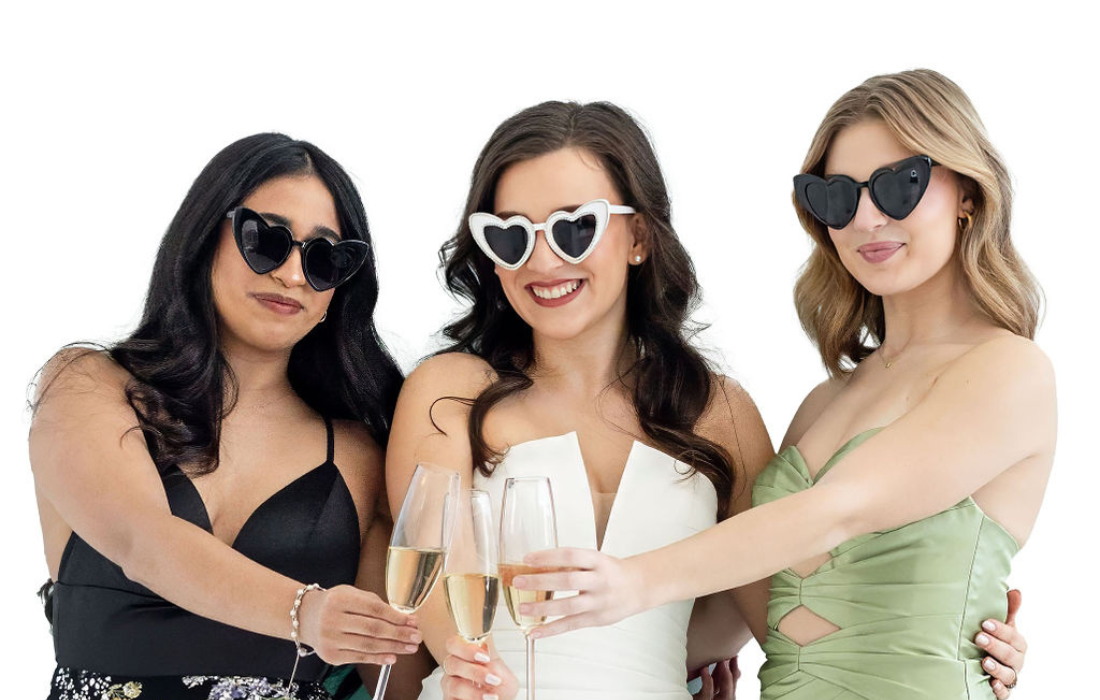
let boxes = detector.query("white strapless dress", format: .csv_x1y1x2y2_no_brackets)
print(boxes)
418,431,718,700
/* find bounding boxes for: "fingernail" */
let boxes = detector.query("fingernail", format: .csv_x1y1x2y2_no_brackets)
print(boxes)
410,633,422,643
385,656,396,664
405,644,418,652
407,617,419,626
475,652,491,663
513,576,526,588
993,680,1003,690
983,620,997,632
529,630,542,639
976,634,989,646
485,674,502,686
984,658,996,671
483,695,499,700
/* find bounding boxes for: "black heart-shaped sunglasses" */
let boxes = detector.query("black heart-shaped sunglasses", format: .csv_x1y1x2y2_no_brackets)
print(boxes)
227,207,370,292
794,155,938,230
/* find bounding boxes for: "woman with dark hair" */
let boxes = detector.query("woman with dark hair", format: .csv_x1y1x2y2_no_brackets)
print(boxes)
31,133,424,699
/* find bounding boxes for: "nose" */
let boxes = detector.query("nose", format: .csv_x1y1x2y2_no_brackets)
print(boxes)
271,245,308,288
850,187,888,233
524,228,563,274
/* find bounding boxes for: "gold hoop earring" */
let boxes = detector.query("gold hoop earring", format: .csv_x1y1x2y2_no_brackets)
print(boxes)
959,211,974,232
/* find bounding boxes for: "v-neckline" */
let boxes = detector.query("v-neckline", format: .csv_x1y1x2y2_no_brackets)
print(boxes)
507,431,665,553
790,427,885,483
169,461,336,550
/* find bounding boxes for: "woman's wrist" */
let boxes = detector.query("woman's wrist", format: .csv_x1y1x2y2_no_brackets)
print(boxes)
626,552,669,613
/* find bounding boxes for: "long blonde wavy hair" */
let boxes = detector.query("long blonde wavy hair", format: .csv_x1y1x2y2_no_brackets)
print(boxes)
793,69,1042,377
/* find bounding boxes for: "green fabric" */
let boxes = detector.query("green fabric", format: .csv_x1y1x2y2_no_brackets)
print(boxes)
323,665,372,700
752,429,1018,700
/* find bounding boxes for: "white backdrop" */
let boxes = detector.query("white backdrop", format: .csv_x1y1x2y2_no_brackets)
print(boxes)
2,2,1095,697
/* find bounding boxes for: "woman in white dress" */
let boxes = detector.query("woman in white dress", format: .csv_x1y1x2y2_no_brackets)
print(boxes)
384,100,1025,700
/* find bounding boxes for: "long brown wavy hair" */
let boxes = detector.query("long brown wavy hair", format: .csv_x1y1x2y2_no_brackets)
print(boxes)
793,69,1042,376
437,101,738,518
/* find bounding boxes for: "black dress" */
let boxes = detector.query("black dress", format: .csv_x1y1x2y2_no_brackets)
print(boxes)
45,417,361,700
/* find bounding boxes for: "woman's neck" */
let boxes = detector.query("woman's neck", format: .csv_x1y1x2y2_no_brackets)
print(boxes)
530,308,633,398
880,260,981,351
219,333,296,408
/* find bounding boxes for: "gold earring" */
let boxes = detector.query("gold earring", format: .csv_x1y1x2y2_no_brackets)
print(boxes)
959,212,974,232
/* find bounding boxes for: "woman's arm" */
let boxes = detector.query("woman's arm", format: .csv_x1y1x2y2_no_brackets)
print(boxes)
384,353,498,668
30,351,420,665
685,376,775,669
519,336,1056,635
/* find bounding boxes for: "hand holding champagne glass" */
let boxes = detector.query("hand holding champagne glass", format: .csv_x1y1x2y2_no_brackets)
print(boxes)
375,463,460,700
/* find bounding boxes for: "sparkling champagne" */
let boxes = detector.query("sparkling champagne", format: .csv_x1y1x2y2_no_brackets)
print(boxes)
444,573,500,643
498,562,576,632
386,546,444,612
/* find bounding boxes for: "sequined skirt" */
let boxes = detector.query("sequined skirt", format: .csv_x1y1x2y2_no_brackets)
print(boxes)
48,667,332,700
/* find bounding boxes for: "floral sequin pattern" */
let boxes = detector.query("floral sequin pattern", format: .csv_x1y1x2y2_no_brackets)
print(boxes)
51,668,143,700
182,676,328,700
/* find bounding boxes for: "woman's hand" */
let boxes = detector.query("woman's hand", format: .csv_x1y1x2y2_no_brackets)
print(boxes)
976,589,1026,699
515,548,646,639
691,658,739,700
297,585,422,665
439,636,518,700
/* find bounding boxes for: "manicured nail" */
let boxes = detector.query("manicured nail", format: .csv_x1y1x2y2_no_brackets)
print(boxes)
385,656,396,664
405,644,418,652
485,674,502,686
976,634,989,646
475,651,491,663
513,576,527,588
483,694,499,700
983,620,997,632
410,633,422,643
529,629,542,639
984,658,996,671
993,680,1004,691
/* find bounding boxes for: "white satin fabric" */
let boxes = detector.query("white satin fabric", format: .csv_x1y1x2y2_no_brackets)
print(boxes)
418,431,718,700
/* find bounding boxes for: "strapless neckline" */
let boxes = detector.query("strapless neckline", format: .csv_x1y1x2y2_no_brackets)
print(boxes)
505,431,678,554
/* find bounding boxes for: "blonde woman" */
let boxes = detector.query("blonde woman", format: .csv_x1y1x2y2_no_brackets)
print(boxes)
511,70,1052,700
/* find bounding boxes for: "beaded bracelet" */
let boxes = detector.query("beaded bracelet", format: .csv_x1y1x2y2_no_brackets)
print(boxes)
291,583,323,656
285,583,324,696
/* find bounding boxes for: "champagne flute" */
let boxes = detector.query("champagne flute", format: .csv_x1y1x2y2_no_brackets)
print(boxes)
375,463,460,700
444,489,499,645
498,476,558,700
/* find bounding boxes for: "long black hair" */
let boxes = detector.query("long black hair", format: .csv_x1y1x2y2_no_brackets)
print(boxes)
438,102,738,518
49,133,403,475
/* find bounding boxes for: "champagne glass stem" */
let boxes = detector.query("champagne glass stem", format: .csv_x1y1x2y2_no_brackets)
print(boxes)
374,662,392,700
525,634,535,700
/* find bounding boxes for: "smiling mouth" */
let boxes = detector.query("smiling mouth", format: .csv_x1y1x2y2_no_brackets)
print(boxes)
529,280,582,300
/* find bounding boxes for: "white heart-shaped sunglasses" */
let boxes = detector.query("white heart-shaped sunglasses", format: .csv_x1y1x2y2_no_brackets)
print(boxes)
468,198,636,270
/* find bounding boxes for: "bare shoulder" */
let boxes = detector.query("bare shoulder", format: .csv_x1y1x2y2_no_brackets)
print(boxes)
32,346,132,419
941,333,1055,404
401,352,497,402
781,375,850,450
698,375,776,496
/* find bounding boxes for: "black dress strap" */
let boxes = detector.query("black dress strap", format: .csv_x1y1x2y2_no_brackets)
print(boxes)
324,416,335,463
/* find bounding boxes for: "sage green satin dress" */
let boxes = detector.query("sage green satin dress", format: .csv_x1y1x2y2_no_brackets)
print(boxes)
752,428,1018,699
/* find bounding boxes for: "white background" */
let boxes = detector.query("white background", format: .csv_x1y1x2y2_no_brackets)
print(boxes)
2,3,1095,697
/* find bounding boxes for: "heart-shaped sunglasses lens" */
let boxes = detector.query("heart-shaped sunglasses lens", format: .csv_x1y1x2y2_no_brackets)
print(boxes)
869,157,933,220
483,224,531,266
797,176,859,229
302,239,370,291
550,214,599,260
238,216,293,274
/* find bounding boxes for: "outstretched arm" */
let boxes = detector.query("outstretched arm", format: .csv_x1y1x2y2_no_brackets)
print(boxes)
517,337,1055,636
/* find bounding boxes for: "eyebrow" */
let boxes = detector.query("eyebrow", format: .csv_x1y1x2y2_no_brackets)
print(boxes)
260,212,341,241
494,203,583,219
